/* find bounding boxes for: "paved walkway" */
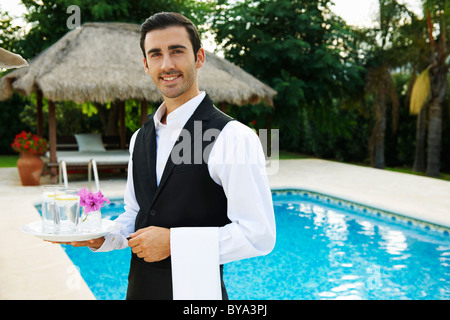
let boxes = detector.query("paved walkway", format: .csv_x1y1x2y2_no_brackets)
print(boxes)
1,159,449,299
0,167,126,300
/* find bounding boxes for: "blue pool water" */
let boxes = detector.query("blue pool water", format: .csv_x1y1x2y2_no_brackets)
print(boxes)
40,190,450,300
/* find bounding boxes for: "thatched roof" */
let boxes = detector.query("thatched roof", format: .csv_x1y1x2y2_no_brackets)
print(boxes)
0,47,28,69
0,22,276,106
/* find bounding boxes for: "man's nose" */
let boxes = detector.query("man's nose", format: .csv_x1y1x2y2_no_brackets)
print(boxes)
161,54,175,72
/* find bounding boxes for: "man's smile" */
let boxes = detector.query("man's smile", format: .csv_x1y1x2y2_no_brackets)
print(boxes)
160,74,182,83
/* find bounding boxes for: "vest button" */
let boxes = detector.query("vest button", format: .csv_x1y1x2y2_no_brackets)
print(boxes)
150,209,156,216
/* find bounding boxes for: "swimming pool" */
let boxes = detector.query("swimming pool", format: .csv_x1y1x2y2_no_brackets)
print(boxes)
40,190,450,300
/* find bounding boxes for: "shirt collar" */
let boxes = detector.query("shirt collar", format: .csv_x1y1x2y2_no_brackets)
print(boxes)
154,92,206,129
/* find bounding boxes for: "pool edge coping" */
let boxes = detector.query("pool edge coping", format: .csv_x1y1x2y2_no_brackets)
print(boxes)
271,187,450,235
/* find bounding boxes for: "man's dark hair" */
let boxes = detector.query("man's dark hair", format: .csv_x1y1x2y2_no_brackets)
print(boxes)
140,12,202,62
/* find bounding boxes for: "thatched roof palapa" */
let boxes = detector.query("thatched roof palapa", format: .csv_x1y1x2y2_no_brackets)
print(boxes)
0,22,276,106
0,47,28,69
0,22,276,184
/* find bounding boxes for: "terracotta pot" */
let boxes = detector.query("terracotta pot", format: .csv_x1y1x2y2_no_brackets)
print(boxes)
17,152,44,186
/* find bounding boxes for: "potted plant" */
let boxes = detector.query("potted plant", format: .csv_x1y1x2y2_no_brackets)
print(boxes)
11,131,49,186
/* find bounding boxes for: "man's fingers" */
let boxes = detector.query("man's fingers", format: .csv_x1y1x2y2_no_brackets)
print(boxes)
128,237,140,247
127,226,170,262
71,240,93,247
129,226,152,239
128,226,153,247
45,237,105,249
131,243,140,252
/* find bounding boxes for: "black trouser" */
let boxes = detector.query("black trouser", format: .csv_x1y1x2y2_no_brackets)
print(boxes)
126,255,228,300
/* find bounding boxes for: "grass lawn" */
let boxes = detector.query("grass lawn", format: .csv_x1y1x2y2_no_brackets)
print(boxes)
0,155,18,167
385,166,450,182
278,150,309,160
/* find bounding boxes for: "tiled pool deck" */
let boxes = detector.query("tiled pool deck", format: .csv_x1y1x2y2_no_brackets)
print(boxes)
1,159,449,299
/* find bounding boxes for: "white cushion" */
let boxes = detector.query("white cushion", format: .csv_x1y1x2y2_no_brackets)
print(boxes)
74,133,106,152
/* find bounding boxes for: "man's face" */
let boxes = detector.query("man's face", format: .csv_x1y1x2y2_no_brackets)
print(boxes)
143,26,204,101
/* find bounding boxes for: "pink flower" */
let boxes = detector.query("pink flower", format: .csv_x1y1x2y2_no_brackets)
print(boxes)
94,190,110,206
77,187,90,207
85,197,100,213
77,188,110,214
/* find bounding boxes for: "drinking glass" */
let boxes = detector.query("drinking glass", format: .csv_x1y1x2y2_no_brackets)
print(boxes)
54,187,80,234
78,209,102,232
41,185,59,234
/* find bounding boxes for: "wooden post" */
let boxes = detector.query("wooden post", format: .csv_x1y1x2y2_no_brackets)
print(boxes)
48,100,57,183
141,99,148,125
36,90,43,137
119,100,126,149
220,102,227,113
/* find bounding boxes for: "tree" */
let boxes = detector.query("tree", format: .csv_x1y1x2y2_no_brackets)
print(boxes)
358,0,421,169
424,1,449,177
0,9,33,153
1,0,213,142
16,0,213,60
0,9,24,52
365,61,399,169
398,12,431,173
409,0,450,177
211,0,365,155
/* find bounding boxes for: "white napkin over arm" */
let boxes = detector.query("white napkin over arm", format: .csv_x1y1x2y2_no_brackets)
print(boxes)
170,227,222,300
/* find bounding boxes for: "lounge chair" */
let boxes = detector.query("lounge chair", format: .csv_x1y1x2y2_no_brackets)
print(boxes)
45,134,129,189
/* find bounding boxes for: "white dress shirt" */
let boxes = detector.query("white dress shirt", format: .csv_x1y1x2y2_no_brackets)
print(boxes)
94,91,276,266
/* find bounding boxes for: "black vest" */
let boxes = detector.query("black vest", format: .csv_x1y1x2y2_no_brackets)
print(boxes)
126,94,233,300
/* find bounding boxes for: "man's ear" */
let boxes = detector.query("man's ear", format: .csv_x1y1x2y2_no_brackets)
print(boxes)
143,57,149,74
196,48,205,69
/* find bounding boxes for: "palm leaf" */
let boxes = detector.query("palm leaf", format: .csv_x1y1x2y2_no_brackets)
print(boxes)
409,67,431,115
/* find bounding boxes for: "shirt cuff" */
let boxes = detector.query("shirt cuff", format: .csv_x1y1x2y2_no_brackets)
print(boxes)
89,231,129,252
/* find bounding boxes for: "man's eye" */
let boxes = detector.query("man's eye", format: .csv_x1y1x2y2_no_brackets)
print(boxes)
150,53,161,58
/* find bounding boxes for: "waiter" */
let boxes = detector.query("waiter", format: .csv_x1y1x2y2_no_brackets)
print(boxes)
66,12,276,300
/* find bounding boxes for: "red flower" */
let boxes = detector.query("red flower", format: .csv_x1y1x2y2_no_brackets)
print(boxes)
11,131,49,155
